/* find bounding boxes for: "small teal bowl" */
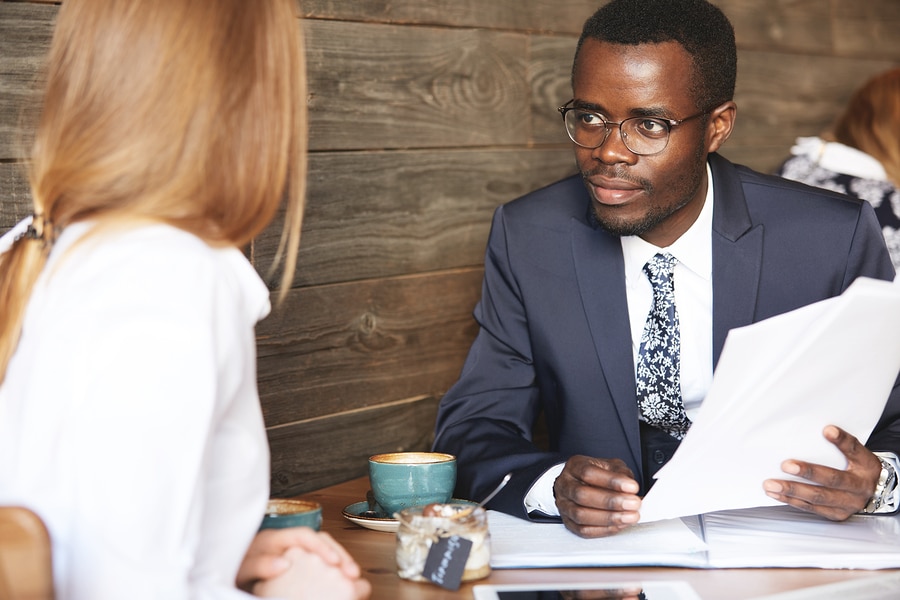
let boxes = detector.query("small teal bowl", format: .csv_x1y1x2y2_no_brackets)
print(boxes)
368,451,457,516
260,499,322,531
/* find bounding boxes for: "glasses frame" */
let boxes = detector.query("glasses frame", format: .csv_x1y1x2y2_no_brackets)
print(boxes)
557,99,710,156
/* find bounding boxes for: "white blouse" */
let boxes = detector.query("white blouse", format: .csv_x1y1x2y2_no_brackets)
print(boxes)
0,221,272,599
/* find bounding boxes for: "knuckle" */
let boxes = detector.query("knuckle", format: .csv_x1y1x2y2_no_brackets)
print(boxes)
605,494,622,511
819,470,842,488
568,486,585,504
810,489,827,505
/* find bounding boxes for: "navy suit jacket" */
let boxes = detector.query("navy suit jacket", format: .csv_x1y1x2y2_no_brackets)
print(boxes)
433,153,900,519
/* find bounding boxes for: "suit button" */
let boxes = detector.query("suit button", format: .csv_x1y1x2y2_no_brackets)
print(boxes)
653,450,666,465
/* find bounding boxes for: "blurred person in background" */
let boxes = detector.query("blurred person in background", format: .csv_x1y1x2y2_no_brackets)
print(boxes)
776,68,900,270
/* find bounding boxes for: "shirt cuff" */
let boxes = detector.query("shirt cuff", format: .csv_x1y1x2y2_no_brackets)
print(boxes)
865,451,900,514
524,462,566,517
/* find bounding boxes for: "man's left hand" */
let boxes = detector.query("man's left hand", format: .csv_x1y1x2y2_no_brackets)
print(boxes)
762,425,881,520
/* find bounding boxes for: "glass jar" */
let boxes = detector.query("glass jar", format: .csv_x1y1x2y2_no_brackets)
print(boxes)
395,503,491,583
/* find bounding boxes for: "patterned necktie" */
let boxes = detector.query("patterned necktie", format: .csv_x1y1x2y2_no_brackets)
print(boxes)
635,252,692,440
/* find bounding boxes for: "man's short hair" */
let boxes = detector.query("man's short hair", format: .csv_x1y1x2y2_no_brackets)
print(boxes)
574,0,737,112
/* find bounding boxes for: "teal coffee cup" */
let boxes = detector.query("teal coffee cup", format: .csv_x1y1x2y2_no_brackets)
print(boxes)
368,452,457,516
260,499,322,531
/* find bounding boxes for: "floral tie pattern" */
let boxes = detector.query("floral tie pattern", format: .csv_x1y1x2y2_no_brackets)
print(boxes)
636,252,692,440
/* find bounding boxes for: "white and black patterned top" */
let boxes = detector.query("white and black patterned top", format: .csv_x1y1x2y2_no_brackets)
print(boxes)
776,137,900,271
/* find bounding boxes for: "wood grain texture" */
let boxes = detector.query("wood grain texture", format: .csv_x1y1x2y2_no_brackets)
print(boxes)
717,0,834,54
0,3,54,159
267,395,440,497
718,0,900,59
530,35,580,144
832,0,900,57
302,0,598,34
257,268,483,427
305,19,530,151
254,148,576,287
729,51,897,173
0,163,32,231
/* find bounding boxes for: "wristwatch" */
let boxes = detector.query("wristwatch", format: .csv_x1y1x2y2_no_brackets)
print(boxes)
862,456,899,514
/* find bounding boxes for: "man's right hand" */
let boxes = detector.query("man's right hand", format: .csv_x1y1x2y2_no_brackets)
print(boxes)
553,455,642,538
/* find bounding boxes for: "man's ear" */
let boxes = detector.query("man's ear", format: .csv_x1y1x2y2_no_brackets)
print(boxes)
706,101,736,154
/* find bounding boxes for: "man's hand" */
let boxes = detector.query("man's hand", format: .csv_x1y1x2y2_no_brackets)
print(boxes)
763,425,881,520
553,455,642,538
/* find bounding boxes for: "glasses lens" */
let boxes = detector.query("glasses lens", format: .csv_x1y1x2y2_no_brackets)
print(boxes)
621,117,670,155
564,109,610,148
562,109,672,155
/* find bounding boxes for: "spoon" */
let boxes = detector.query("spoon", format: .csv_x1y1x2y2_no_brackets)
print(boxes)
361,489,384,519
453,472,512,519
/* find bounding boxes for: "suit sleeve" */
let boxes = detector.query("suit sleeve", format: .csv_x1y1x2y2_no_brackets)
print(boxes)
433,205,566,519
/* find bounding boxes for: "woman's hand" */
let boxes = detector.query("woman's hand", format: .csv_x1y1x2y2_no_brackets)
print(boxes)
237,527,370,599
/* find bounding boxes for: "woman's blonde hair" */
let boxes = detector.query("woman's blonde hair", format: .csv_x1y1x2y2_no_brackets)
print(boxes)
832,68,900,186
0,0,308,381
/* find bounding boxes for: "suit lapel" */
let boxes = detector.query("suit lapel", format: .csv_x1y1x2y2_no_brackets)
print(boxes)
709,153,764,366
570,217,643,468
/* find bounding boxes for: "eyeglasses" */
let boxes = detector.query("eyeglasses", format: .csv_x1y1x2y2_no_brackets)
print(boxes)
557,99,709,156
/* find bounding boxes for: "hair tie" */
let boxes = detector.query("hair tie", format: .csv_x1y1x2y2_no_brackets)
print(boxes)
13,214,59,248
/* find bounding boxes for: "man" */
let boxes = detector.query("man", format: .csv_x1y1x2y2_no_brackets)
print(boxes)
433,0,900,538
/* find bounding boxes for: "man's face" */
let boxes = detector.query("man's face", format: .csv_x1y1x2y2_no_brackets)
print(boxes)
572,39,712,247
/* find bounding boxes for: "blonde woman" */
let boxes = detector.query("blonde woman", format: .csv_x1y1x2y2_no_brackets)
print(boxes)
0,1,369,599
777,68,900,270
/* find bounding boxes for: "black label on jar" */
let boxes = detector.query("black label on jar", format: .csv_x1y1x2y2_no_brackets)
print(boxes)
422,534,473,590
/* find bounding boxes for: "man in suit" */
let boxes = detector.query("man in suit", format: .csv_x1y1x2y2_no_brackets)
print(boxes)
433,0,900,538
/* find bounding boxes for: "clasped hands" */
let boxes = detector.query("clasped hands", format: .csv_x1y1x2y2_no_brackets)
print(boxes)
237,527,371,599
553,425,882,538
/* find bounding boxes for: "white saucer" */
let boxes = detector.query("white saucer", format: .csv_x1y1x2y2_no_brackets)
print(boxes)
342,501,398,533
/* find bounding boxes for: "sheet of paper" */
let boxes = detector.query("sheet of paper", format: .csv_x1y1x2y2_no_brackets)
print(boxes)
487,510,708,569
640,277,900,523
701,505,900,569
488,505,900,571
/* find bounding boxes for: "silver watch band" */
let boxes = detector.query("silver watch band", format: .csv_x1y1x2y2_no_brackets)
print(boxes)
862,453,900,514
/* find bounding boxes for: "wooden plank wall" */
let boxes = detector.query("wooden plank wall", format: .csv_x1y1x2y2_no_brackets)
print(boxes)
1,0,899,497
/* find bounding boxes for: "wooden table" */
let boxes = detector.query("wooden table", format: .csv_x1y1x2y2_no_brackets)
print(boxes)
300,477,893,599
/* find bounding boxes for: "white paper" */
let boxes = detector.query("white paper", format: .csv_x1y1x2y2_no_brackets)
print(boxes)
640,277,900,522
487,510,708,569
701,506,900,569
488,505,900,570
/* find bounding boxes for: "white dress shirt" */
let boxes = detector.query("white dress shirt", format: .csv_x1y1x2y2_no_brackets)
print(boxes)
0,221,271,599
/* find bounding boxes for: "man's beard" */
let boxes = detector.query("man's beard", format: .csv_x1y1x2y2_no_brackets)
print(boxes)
584,152,706,238
590,192,693,237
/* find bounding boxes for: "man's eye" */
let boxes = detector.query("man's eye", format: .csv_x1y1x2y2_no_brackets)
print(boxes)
637,118,668,137
576,111,605,127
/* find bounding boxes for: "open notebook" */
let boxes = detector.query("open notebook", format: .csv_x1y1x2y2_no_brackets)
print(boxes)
488,505,900,569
